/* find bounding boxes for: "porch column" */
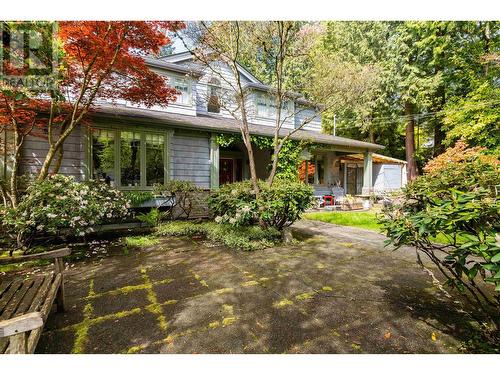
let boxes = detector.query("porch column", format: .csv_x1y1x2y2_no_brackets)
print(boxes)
362,151,373,196
325,152,335,185
313,157,319,185
210,134,219,189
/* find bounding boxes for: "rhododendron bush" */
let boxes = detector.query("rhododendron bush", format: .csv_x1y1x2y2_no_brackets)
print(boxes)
1,175,130,249
380,141,500,337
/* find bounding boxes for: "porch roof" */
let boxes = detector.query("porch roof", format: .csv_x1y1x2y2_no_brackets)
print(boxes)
92,104,384,152
342,153,407,164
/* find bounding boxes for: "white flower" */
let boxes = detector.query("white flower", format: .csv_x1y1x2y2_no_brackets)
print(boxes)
229,217,236,225
47,213,57,219
36,225,44,231
215,216,223,223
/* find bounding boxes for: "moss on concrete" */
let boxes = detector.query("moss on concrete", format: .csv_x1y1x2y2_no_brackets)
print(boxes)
274,299,294,308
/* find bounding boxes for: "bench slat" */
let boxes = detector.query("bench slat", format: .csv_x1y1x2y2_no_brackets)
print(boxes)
14,276,45,318
28,274,55,316
0,279,35,320
0,279,23,315
0,248,71,265
0,280,13,299
27,274,62,354
0,274,59,354
0,279,25,353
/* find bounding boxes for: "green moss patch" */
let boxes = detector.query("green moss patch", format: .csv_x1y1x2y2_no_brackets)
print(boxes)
156,221,281,251
124,235,160,248
304,211,382,232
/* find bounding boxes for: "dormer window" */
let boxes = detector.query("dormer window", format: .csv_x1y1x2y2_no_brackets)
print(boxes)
207,77,221,113
170,76,191,105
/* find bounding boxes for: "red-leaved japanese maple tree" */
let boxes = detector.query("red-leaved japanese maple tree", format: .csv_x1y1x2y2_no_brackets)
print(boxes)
0,21,183,207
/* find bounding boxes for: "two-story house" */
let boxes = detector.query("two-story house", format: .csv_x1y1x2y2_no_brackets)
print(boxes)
1,51,407,201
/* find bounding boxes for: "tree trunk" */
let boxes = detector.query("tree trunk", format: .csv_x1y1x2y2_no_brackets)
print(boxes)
241,130,260,197
9,131,21,208
482,21,492,76
37,144,57,181
405,101,418,181
369,125,375,144
432,24,446,157
52,147,64,175
267,141,283,187
433,81,446,157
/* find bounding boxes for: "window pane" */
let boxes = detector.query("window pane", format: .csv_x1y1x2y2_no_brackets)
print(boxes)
120,131,141,187
92,129,116,186
146,134,165,186
208,85,220,113
256,94,267,117
268,101,277,118
172,77,190,105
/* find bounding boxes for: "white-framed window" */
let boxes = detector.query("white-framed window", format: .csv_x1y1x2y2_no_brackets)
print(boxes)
207,77,221,113
256,92,268,117
255,92,292,119
91,128,168,190
170,76,191,106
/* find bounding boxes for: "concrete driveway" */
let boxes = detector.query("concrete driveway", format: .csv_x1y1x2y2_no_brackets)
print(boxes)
37,220,477,353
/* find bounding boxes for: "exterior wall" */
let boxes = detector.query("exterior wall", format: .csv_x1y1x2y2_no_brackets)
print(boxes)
372,163,406,192
170,131,211,189
246,91,296,130
176,60,243,119
165,58,323,134
20,126,86,181
123,68,198,117
15,122,214,190
295,106,322,131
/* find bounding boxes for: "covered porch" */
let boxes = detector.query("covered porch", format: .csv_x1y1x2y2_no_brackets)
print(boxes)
215,140,378,209
298,148,376,209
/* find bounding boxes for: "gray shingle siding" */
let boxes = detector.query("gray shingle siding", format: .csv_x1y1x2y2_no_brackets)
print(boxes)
170,132,211,189
20,126,86,181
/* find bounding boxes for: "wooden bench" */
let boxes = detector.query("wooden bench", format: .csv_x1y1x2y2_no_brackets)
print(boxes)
0,247,71,354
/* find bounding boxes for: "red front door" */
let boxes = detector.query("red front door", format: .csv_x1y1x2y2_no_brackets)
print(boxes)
219,158,234,185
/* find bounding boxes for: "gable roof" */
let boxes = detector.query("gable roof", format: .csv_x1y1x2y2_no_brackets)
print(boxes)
160,51,263,84
144,56,204,77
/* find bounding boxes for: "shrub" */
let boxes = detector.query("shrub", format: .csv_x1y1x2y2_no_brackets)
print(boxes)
1,175,130,249
153,180,200,219
123,191,154,206
208,179,313,230
380,142,500,335
258,179,314,230
136,208,166,226
156,221,281,251
208,181,258,226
